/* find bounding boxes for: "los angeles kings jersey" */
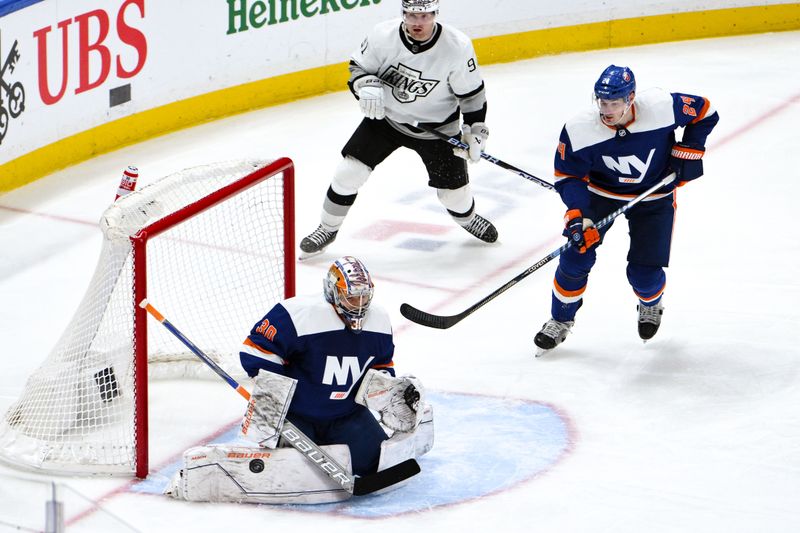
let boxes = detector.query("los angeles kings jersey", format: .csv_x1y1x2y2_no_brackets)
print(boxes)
239,294,395,421
554,87,719,212
350,19,487,136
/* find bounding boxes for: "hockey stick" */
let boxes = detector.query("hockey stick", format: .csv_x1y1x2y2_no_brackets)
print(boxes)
401,173,677,329
139,299,420,496
414,123,556,192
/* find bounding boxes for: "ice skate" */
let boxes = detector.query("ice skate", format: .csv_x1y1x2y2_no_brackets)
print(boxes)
637,301,663,342
461,213,498,243
534,319,574,356
299,224,338,260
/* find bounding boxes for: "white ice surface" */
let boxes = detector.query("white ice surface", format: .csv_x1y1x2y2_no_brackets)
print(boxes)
1,31,799,532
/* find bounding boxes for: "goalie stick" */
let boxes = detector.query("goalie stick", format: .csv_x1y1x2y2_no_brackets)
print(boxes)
139,299,420,496
401,173,677,329
414,123,556,192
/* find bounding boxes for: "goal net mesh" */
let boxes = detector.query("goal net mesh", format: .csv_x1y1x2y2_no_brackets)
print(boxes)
0,159,293,475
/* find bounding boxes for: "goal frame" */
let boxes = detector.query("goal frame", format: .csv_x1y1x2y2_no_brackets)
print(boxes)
130,157,295,478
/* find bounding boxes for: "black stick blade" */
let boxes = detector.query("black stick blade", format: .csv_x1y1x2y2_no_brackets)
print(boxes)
400,303,462,329
352,459,421,496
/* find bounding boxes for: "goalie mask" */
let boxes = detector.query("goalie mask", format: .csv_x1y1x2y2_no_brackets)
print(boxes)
324,256,375,333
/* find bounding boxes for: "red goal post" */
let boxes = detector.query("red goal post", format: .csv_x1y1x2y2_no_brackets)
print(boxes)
0,158,295,478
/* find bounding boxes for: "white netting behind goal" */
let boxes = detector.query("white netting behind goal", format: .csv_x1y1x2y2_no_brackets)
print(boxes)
0,159,294,476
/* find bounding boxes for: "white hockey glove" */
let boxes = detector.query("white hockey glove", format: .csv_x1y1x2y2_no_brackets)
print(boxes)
354,75,385,120
355,369,424,433
240,371,297,448
453,122,489,163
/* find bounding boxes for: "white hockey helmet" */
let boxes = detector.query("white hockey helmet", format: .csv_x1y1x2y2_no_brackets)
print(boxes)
324,256,375,333
402,0,439,14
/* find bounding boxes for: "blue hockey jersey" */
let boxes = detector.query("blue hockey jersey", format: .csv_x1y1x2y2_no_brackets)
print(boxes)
239,294,395,421
554,87,719,214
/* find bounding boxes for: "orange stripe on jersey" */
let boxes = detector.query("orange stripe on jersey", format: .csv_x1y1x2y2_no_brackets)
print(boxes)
243,337,276,355
372,361,395,370
554,278,586,298
554,170,590,183
587,182,673,201
691,97,711,124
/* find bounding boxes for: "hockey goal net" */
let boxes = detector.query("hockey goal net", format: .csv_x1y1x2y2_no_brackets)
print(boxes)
0,158,295,478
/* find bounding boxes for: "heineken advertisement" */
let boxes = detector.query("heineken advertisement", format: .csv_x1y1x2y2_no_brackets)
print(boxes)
0,0,790,188
226,0,383,34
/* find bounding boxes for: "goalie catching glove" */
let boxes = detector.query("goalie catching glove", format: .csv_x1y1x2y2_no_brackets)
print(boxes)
353,75,385,120
240,371,297,448
355,369,424,433
453,122,489,163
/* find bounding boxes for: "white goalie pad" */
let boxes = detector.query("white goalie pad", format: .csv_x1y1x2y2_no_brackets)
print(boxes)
355,369,425,432
378,403,434,471
166,443,353,504
372,403,434,495
240,372,297,448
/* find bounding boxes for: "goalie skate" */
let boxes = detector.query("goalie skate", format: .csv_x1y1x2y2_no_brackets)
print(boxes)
461,213,498,243
534,319,574,356
299,224,338,259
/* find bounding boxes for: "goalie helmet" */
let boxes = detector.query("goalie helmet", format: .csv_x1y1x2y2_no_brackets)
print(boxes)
402,0,439,13
594,64,636,101
324,256,375,333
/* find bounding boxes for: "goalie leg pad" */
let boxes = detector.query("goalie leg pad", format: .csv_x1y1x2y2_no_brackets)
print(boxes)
240,371,297,448
166,444,353,504
377,403,434,470
372,404,434,495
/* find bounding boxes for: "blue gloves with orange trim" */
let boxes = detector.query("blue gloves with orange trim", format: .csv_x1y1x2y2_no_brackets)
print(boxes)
671,142,705,184
565,209,600,254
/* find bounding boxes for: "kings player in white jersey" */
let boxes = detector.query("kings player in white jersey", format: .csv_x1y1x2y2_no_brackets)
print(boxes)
299,0,497,258
534,65,719,354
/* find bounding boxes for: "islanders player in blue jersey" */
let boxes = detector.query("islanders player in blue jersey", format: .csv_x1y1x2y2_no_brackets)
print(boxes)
534,65,719,354
238,256,431,478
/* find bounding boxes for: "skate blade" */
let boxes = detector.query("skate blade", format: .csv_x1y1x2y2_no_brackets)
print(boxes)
534,346,550,358
298,249,325,261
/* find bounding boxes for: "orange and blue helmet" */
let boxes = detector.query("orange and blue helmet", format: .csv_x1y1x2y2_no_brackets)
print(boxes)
324,256,375,333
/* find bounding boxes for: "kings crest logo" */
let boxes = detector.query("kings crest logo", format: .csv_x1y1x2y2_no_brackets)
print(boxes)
381,63,438,104
0,32,26,146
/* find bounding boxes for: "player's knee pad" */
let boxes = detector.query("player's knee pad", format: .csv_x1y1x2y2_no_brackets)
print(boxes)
330,156,372,196
437,185,474,215
166,443,353,504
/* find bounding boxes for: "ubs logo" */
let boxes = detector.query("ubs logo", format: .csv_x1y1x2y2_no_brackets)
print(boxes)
381,63,438,103
0,32,26,145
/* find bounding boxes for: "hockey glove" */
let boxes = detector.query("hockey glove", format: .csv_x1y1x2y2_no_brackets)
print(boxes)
354,75,385,120
670,142,705,184
453,122,489,163
565,209,600,254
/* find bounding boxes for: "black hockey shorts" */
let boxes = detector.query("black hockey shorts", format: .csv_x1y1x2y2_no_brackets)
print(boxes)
342,118,469,190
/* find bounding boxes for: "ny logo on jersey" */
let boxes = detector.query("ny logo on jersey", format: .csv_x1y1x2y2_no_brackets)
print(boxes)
381,63,439,103
322,355,374,400
602,148,656,184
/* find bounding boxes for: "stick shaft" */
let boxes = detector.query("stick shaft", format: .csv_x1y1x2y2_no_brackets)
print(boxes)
415,123,556,191
401,173,676,329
